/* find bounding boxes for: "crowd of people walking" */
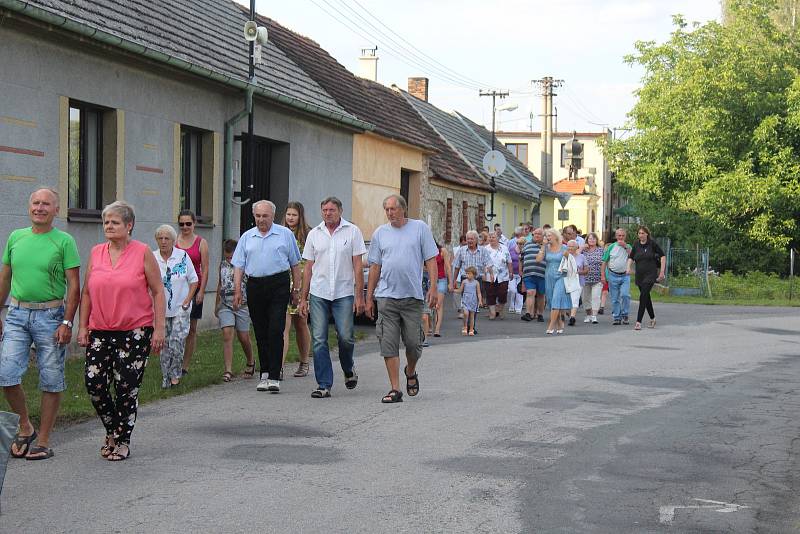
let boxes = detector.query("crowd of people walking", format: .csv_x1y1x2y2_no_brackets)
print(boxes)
0,187,666,461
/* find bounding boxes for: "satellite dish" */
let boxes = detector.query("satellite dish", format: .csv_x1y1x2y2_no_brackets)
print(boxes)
482,150,507,177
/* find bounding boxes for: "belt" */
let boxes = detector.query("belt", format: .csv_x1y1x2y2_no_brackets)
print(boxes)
609,269,627,275
10,297,63,310
248,270,289,282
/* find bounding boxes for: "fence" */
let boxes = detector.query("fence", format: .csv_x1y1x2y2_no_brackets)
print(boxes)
661,243,797,303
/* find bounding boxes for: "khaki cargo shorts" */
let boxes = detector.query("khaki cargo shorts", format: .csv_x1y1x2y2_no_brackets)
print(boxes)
375,297,424,361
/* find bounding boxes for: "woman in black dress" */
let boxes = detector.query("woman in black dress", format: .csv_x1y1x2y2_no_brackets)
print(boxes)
627,226,666,330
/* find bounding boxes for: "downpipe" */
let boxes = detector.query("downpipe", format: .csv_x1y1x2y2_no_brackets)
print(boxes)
223,86,254,239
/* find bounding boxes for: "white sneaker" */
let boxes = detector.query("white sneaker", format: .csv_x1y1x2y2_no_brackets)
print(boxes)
583,316,592,323
267,379,281,393
256,379,270,391
591,316,598,324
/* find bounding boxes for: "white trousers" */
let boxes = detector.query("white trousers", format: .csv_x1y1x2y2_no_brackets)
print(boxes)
582,282,602,312
507,275,524,312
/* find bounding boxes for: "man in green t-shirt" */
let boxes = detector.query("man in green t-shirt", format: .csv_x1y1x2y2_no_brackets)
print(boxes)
0,188,80,460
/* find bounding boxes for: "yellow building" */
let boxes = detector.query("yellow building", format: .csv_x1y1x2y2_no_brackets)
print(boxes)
498,130,611,235
351,132,428,238
552,177,600,235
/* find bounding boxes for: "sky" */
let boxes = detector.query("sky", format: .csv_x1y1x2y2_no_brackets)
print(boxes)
243,0,721,134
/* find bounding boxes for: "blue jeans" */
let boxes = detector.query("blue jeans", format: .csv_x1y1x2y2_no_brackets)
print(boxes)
607,271,631,320
0,305,66,392
310,295,355,390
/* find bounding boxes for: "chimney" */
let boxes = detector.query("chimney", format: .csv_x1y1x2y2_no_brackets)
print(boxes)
408,77,429,101
358,47,378,82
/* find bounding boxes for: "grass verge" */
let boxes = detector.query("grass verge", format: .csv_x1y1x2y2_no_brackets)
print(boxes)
0,326,363,426
630,284,799,307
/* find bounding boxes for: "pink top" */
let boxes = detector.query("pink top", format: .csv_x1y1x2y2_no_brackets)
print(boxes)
87,240,154,331
177,235,203,286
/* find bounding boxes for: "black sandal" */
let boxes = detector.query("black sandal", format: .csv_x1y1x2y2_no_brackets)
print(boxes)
381,390,403,403
404,366,419,397
10,430,37,458
242,362,256,379
108,443,131,461
222,371,234,382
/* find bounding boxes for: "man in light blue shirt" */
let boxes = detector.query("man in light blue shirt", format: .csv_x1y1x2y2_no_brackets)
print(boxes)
232,200,301,393
365,194,438,404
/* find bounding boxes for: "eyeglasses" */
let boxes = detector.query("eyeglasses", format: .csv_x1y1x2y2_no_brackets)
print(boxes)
178,222,193,227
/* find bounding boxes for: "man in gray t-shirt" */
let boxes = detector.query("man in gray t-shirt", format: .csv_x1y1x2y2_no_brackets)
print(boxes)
366,194,438,404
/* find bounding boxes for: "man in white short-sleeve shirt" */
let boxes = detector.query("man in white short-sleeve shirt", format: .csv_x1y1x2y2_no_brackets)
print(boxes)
365,194,438,404
298,197,366,398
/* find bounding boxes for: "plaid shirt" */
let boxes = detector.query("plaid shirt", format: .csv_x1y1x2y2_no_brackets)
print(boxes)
453,246,491,281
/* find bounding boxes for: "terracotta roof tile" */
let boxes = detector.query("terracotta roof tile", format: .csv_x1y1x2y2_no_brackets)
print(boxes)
255,12,490,191
553,178,588,194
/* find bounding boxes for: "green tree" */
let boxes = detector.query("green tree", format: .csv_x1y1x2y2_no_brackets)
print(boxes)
607,0,800,273
723,0,800,33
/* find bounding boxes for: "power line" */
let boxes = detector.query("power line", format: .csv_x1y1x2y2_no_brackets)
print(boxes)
555,100,608,128
338,0,490,89
305,0,485,90
329,0,483,89
562,86,606,124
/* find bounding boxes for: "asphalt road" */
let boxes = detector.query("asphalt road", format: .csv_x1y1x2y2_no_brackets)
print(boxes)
2,300,799,533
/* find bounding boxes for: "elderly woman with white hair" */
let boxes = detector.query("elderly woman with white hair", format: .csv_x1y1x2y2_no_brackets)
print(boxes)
78,201,165,461
153,224,198,388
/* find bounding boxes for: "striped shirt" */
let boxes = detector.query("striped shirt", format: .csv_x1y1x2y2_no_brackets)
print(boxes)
520,241,546,279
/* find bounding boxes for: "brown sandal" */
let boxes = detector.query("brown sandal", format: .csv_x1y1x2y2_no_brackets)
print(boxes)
222,371,234,382
100,436,115,458
293,361,309,377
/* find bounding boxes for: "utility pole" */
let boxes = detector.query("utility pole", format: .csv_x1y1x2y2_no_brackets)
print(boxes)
479,89,510,221
479,89,509,152
532,77,563,187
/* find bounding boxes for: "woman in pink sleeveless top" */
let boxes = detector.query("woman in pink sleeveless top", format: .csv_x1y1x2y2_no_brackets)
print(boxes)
77,201,165,461
176,210,209,374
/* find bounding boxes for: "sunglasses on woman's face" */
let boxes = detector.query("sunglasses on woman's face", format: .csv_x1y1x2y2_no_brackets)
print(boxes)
178,222,193,227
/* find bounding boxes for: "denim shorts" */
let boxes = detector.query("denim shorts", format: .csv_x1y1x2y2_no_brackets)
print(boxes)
523,275,546,295
218,302,251,332
436,278,448,294
0,304,67,392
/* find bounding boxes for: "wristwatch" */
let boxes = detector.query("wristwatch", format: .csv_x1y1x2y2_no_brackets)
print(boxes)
62,320,73,329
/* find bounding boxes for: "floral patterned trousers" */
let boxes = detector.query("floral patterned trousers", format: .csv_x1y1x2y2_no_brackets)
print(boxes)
161,311,191,385
85,327,152,445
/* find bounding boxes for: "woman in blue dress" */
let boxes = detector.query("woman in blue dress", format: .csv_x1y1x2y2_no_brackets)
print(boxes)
536,228,572,334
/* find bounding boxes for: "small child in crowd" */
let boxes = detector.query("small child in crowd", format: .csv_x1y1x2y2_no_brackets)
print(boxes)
214,239,256,382
455,265,482,336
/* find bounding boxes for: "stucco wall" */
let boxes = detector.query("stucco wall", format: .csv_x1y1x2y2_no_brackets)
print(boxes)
422,178,487,248
559,195,599,235
352,133,425,239
493,192,535,237
0,25,354,328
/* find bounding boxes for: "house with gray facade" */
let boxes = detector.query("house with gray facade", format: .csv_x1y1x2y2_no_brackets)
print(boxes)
0,0,372,325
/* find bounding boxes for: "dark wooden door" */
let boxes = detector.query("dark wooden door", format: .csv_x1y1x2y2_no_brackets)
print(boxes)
239,135,272,232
